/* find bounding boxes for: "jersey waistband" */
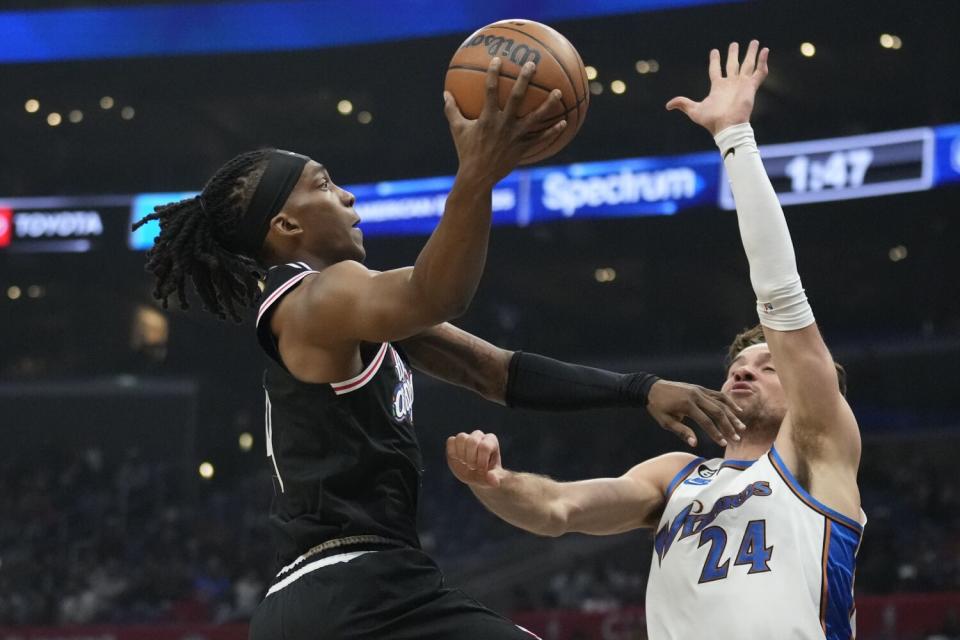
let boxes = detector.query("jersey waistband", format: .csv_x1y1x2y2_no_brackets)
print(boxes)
266,535,406,598
275,534,404,578
266,550,374,598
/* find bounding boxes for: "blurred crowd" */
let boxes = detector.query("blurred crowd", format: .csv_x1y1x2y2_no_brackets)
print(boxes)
0,448,272,626
1,434,958,626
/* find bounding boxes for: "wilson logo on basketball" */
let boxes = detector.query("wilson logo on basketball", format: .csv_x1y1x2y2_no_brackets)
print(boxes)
459,35,542,67
0,208,12,248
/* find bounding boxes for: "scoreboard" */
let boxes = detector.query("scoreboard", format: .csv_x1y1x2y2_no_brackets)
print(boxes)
719,128,934,209
2,122,959,255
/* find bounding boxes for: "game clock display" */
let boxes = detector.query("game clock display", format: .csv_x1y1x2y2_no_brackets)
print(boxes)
719,127,934,209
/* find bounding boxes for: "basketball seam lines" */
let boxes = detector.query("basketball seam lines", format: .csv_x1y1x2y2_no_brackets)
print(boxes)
447,64,571,110
487,25,585,126
520,94,588,158
525,94,588,134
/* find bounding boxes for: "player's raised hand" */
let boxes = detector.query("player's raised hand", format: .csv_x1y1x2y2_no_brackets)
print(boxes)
446,430,506,488
646,380,746,448
444,58,566,187
665,40,769,136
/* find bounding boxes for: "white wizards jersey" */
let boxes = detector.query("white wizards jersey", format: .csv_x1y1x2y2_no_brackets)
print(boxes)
645,447,864,639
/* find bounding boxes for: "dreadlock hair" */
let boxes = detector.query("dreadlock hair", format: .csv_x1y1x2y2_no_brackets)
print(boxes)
132,149,275,322
725,323,848,396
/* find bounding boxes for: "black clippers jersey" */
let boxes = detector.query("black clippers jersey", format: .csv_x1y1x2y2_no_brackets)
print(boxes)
255,263,422,567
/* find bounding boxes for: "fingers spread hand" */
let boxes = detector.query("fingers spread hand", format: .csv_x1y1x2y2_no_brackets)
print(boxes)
688,403,727,448
699,397,741,444
443,91,466,127
482,57,503,116
708,48,722,83
522,88,563,127
504,61,537,119
741,40,759,75
660,417,698,448
725,42,740,77
757,47,770,79
711,391,746,431
524,119,567,148
665,96,697,114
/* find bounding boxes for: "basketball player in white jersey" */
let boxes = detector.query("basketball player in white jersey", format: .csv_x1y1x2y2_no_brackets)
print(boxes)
446,41,864,639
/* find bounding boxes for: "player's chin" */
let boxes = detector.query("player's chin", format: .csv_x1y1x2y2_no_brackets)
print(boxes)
344,235,366,262
729,392,759,412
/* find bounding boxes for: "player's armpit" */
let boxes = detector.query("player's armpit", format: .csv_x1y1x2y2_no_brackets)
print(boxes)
399,323,511,403
765,323,861,470
553,452,697,535
289,261,466,345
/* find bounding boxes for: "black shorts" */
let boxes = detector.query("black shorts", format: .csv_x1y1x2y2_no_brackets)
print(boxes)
249,547,540,640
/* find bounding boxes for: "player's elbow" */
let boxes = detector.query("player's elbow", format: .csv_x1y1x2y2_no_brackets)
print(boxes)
475,348,512,404
537,500,573,538
441,296,472,321
416,287,474,325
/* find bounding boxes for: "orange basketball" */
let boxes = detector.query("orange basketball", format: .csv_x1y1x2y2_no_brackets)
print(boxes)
444,19,589,165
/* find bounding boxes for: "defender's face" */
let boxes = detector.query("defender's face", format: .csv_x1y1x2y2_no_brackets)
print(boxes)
281,160,364,262
721,343,788,427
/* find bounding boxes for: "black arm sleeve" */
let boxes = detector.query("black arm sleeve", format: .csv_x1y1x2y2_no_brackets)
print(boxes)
504,351,660,411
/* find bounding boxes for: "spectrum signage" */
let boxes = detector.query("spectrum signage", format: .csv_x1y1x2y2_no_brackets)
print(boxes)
529,151,718,222
122,121,960,248
3,122,960,255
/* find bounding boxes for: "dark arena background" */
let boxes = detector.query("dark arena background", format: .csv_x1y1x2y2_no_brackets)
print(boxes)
2,1,960,638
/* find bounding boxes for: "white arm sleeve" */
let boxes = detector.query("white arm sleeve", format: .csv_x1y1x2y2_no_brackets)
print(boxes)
715,123,815,331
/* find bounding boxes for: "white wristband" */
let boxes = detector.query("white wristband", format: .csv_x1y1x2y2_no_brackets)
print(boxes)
715,123,815,331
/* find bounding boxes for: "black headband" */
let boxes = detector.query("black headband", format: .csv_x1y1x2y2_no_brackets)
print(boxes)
231,150,309,256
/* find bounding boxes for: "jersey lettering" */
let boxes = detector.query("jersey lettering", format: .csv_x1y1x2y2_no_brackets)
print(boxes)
655,481,772,564
697,526,730,582
390,347,414,424
695,519,774,584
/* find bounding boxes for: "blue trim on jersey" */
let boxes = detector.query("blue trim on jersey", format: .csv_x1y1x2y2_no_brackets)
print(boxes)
769,447,863,533
719,458,756,470
665,457,705,499
824,520,860,639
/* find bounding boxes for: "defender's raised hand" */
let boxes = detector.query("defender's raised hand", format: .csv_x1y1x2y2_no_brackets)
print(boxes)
444,58,566,187
666,40,769,136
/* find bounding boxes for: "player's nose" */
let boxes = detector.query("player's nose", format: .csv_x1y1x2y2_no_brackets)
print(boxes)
733,366,755,381
339,187,356,207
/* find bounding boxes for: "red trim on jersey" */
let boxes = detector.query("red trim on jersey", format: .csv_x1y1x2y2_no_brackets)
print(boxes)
256,270,316,327
331,343,389,395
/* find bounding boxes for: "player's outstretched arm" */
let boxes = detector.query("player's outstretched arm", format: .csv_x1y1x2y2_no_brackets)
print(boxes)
294,59,567,345
400,322,744,447
667,42,861,475
446,430,695,536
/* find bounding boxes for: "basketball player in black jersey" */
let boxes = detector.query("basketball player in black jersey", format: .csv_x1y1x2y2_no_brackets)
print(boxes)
134,59,743,639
